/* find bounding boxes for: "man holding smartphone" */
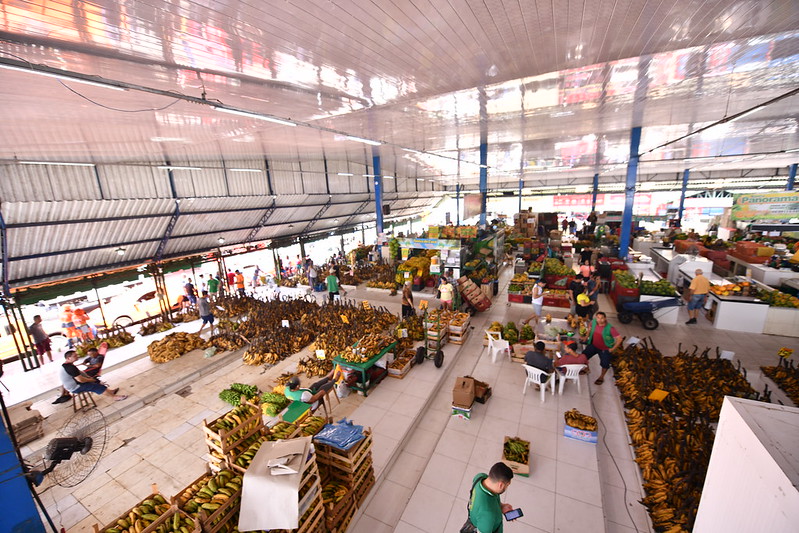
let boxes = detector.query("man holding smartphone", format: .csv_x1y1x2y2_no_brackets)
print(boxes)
461,462,517,533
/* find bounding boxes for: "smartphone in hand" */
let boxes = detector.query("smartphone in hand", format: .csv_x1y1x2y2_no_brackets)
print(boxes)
503,508,523,521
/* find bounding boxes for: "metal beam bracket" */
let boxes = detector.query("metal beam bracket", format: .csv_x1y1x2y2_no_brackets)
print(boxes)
244,201,277,243
154,201,180,262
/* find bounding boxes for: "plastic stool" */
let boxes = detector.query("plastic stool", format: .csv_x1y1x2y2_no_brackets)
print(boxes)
72,391,96,412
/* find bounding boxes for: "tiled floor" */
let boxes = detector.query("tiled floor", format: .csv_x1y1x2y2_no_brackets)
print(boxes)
5,267,797,532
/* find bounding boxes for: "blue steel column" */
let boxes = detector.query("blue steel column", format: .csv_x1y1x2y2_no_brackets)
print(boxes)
456,184,461,226
479,143,488,227
373,150,384,234
618,127,642,260
787,163,797,191
677,169,690,226
591,173,599,212
518,179,523,213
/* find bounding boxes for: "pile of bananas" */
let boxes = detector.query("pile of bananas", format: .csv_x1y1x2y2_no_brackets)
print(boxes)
170,310,199,323
306,302,396,357
503,437,529,465
761,360,799,406
148,332,208,363
394,337,414,353
614,340,763,532
103,494,178,533
321,480,350,505
208,332,247,352
232,437,266,470
448,312,470,327
242,338,282,366
297,356,333,377
565,314,586,331
267,422,298,441
299,416,327,436
564,409,597,431
209,404,260,436
215,295,257,318
139,320,174,336
343,333,394,363
76,330,135,356
389,352,414,370
396,315,424,341
274,372,296,386
178,469,242,515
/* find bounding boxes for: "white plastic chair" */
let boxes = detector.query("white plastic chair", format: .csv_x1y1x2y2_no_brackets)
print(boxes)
558,364,588,395
522,365,556,403
485,330,510,363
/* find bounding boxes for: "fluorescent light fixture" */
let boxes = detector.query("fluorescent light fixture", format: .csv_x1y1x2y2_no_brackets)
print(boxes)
785,148,799,153
403,148,424,154
428,179,435,182
115,247,126,256
157,165,202,171
416,178,425,181
728,106,765,123
337,173,354,176
212,106,296,127
20,161,95,167
0,63,126,91
363,174,376,177
228,168,262,173
344,135,382,146
384,176,395,179
150,137,186,142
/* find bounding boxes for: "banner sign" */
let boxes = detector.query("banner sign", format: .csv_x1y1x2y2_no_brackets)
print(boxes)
397,238,461,250
732,191,799,221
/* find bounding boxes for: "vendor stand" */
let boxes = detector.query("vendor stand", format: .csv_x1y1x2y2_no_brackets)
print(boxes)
333,341,396,397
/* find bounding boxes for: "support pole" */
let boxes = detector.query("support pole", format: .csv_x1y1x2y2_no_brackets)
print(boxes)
591,173,599,212
677,169,690,226
479,142,488,228
456,184,461,226
372,150,384,258
787,163,797,191
619,127,642,260
518,179,523,213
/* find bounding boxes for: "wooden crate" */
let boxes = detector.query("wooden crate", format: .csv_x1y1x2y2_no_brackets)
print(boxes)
173,469,243,533
353,471,376,509
329,499,357,533
329,454,373,485
449,331,470,345
94,489,200,533
387,358,412,379
203,402,266,467
315,431,372,474
322,482,353,527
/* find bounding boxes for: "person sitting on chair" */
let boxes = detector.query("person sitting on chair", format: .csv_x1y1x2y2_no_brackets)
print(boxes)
555,340,589,373
81,347,105,379
59,350,126,401
284,375,336,412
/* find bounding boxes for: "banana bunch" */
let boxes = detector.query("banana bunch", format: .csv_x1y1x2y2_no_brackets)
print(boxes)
274,372,296,386
396,315,424,341
321,480,350,505
104,494,179,533
179,469,242,516
170,310,199,323
148,332,208,363
209,332,247,352
297,356,333,377
564,409,597,431
208,432,263,468
299,416,327,436
342,333,392,363
448,312,470,327
233,437,266,469
503,438,529,464
140,320,174,336
267,422,298,440
242,343,282,366
211,404,260,434
761,363,799,405
389,356,411,370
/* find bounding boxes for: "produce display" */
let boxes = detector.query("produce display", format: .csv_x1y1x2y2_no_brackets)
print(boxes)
147,332,207,363
614,341,761,532
709,282,753,297
613,269,638,288
448,313,470,329
542,258,572,276
267,421,298,440
208,403,261,436
520,324,534,341
343,333,394,363
640,279,678,297
178,469,242,515
759,288,799,308
208,331,247,352
486,321,504,338
274,372,296,386
218,383,259,407
503,437,529,464
503,322,519,344
307,302,397,362
297,355,333,377
259,392,290,417
564,408,597,431
389,352,414,371
565,314,588,336
231,438,265,470
75,330,135,356
101,494,181,533
527,261,542,274
761,359,799,405
299,416,327,436
396,315,424,341
170,310,199,323
395,255,431,285
139,320,174,336
322,480,350,505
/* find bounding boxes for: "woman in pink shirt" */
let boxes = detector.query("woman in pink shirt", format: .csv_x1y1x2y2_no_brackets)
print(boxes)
579,260,593,279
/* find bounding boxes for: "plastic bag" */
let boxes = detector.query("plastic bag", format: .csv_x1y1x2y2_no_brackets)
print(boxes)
204,346,217,358
312,419,364,450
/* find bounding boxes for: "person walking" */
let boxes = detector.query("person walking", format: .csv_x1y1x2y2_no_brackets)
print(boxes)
522,279,547,326
207,274,220,301
438,276,454,311
580,311,622,385
326,269,340,303
461,462,516,533
235,270,245,296
685,268,710,324
29,314,53,365
197,290,216,336
401,280,414,318
308,262,318,290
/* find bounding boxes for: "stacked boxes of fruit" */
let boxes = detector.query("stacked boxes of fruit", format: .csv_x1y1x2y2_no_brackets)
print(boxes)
96,491,199,533
203,402,267,471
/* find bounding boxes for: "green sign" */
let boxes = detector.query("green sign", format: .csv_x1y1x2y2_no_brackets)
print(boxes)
732,191,799,221
397,238,461,250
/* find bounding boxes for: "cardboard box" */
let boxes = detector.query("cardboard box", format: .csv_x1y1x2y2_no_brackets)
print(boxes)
501,436,530,476
451,405,472,420
564,424,598,443
473,379,492,404
452,377,475,408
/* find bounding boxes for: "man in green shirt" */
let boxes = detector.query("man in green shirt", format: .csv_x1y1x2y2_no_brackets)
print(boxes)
462,462,515,533
326,269,339,303
207,275,220,301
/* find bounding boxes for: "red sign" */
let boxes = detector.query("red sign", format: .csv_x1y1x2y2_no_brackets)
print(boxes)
553,194,604,207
